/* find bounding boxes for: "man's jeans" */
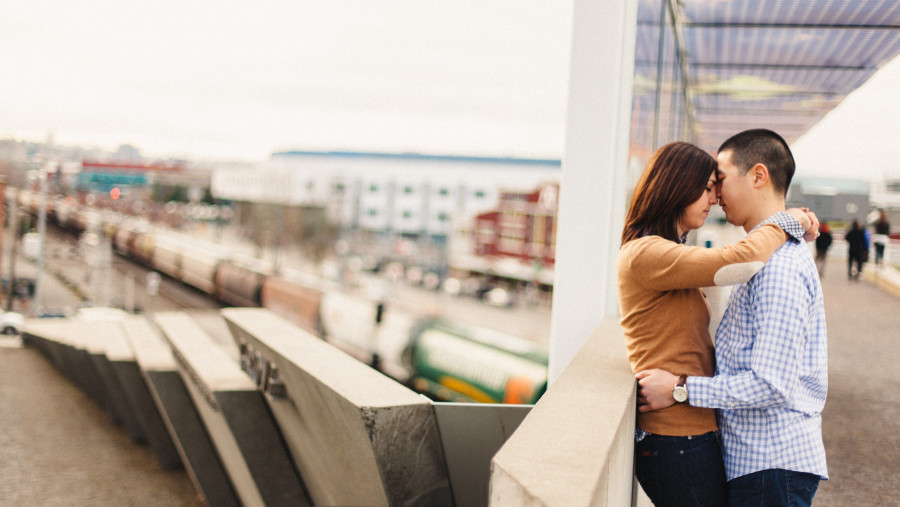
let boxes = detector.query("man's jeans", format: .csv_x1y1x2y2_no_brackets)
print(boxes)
634,431,727,507
728,468,820,507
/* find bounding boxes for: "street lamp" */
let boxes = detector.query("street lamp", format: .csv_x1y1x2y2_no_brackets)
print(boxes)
32,162,52,315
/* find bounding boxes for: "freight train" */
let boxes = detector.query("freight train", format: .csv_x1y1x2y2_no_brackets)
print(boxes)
17,190,548,404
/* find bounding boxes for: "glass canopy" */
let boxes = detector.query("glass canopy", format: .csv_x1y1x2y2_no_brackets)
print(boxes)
631,0,900,156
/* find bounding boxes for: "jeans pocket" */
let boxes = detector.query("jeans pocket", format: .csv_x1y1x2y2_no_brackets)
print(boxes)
634,442,660,500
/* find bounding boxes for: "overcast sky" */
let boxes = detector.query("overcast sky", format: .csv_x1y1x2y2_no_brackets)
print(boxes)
1,1,573,162
2,1,899,181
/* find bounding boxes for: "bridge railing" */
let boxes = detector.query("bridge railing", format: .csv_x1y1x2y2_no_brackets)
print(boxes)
23,310,648,506
489,318,645,506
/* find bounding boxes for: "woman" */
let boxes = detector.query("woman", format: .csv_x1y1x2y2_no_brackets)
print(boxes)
616,142,814,506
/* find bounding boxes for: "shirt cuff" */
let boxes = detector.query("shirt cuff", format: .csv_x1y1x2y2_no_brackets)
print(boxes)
686,375,715,408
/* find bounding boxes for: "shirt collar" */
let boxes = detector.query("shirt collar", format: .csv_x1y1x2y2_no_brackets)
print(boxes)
753,211,804,242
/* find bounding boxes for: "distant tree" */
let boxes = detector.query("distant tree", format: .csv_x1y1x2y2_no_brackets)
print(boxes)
244,203,338,267
291,205,339,264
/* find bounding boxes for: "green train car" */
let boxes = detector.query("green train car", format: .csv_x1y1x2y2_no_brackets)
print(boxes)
405,318,549,404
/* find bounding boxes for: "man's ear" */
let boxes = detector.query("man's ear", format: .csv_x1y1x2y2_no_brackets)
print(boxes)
750,163,769,188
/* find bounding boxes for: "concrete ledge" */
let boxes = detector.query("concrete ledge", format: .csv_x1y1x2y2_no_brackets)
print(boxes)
90,329,147,443
112,317,182,469
154,311,308,507
433,403,531,507
126,316,238,507
490,318,636,506
22,320,144,441
864,265,900,299
221,307,453,507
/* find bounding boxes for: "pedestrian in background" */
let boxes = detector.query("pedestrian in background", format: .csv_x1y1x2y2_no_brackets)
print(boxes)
872,210,890,267
815,223,833,276
845,219,867,280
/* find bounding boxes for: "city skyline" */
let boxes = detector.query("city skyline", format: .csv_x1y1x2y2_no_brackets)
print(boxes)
2,2,900,181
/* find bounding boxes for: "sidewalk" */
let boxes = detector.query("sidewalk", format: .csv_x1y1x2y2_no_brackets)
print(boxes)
0,340,200,506
813,259,900,506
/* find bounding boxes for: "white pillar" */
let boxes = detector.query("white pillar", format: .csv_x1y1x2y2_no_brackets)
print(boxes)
548,0,638,384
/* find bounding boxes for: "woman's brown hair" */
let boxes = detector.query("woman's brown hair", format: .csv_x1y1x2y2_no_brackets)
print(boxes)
621,141,717,245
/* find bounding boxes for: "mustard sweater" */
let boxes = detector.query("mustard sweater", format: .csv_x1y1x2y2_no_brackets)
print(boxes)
616,223,788,436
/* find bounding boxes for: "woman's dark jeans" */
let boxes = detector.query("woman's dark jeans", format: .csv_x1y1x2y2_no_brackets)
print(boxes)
635,431,727,507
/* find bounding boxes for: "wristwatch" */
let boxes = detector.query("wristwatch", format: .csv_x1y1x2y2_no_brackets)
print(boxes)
672,375,689,403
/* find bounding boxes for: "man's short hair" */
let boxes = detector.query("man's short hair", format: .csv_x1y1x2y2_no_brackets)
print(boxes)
718,129,795,196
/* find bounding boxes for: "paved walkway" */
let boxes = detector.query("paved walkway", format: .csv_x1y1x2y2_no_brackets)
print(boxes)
0,340,200,506
814,261,900,506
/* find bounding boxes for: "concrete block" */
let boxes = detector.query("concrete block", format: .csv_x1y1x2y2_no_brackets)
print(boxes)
111,317,182,468
22,320,140,438
221,307,452,507
126,315,241,506
89,331,146,442
490,318,636,507
154,311,308,507
432,403,531,507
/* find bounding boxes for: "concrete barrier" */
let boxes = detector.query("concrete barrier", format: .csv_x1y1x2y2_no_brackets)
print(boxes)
124,316,239,506
22,319,145,441
432,403,531,507
490,318,638,506
154,311,309,507
88,326,148,443
864,265,900,299
221,307,453,507
123,316,239,504
110,316,181,469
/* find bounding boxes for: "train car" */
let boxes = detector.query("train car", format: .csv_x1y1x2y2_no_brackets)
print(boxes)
68,208,91,235
260,276,325,335
317,289,416,382
405,318,548,404
113,226,136,257
131,232,155,266
17,189,38,215
214,261,267,307
317,290,381,354
178,239,227,295
150,233,183,279
51,197,72,229
101,217,119,239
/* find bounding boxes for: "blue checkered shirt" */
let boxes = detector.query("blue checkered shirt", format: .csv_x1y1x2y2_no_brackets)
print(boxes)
688,212,828,481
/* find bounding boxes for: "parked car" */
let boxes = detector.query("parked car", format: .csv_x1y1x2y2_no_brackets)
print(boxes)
0,311,25,335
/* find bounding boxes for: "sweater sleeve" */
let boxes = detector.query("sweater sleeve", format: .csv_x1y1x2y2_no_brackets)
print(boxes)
624,222,791,291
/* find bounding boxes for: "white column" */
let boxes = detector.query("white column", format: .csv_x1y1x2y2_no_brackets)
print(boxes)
548,0,638,383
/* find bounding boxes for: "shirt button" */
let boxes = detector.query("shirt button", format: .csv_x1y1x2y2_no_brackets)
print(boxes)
687,436,692,440
680,451,684,455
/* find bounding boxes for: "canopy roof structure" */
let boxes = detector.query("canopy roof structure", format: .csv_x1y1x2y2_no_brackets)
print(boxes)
635,0,900,153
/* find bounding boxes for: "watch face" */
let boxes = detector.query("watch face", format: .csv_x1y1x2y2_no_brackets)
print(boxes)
673,386,688,403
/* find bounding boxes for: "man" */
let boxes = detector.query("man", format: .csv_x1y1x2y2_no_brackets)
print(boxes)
635,129,828,506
